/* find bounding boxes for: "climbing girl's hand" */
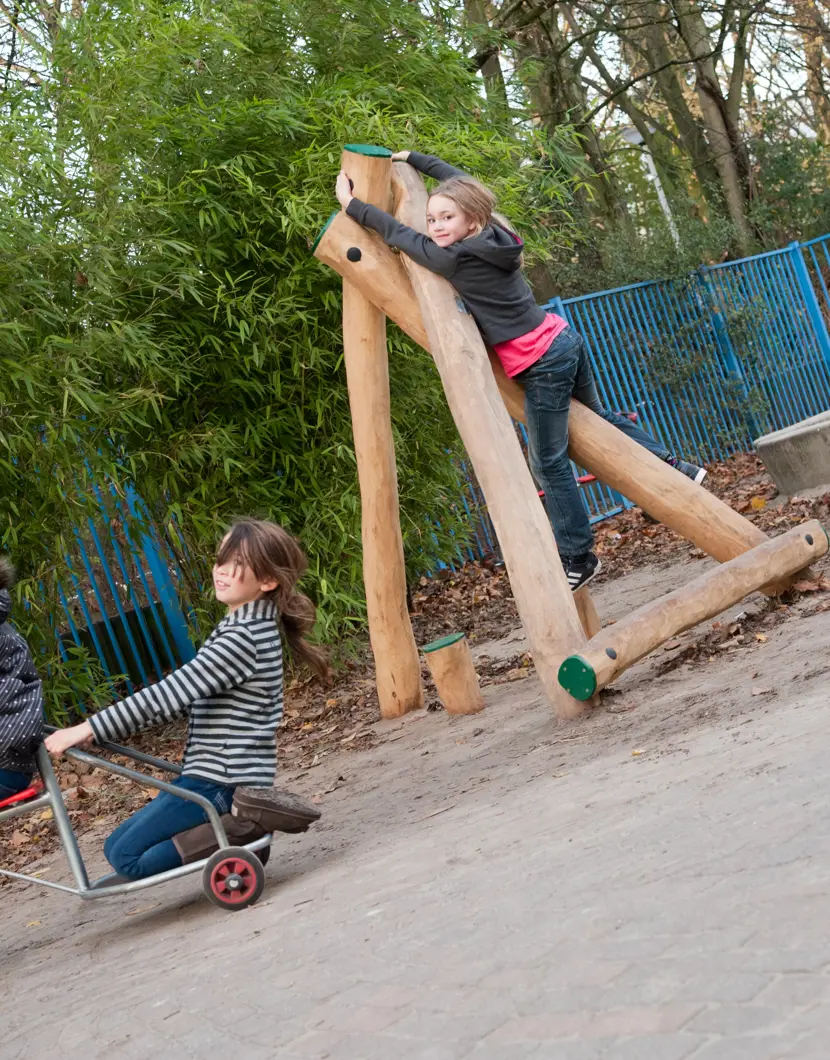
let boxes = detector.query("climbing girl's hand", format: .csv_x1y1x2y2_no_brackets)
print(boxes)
391,150,411,162
335,170,353,209
45,720,95,756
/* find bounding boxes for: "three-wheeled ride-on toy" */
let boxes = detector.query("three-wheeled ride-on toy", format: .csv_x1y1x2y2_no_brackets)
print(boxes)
0,733,319,912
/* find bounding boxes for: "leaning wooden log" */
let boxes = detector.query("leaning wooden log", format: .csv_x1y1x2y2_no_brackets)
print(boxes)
391,163,588,721
558,520,829,701
337,145,423,719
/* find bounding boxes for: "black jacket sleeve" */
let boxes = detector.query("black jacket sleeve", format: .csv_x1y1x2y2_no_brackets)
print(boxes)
0,637,44,757
345,199,459,278
406,152,469,182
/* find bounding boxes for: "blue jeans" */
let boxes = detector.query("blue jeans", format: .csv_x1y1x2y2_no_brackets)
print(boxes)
518,327,671,559
104,775,235,880
0,768,32,800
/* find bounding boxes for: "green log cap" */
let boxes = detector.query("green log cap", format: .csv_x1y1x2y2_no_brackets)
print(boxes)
558,655,598,701
310,210,339,255
343,144,392,157
422,632,466,654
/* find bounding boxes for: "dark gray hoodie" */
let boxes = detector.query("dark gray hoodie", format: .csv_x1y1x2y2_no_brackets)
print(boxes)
345,152,548,346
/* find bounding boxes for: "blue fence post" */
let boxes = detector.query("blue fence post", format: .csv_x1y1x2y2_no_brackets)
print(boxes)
546,295,572,327
788,241,830,371
697,267,760,440
123,485,195,665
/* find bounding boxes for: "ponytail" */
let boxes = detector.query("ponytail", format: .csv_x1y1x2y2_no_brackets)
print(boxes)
274,582,330,679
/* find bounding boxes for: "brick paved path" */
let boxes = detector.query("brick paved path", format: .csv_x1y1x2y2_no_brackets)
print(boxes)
4,685,830,1059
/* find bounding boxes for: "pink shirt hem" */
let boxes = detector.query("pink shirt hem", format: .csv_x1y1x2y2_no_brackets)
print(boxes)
492,313,569,377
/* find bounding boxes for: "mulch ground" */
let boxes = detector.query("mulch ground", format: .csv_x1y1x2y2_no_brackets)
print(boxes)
3,453,829,879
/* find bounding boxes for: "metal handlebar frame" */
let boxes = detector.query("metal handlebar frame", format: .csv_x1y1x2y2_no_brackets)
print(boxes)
0,740,269,900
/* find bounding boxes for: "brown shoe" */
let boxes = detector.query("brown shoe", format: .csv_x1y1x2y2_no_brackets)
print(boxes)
173,813,269,866
232,787,321,834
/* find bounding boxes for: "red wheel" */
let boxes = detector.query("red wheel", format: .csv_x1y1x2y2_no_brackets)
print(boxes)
202,847,265,911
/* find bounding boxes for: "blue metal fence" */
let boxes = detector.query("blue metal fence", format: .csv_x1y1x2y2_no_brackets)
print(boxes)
52,484,196,701
56,233,830,672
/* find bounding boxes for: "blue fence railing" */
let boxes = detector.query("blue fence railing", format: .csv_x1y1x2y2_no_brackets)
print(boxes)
50,484,197,703
444,234,830,570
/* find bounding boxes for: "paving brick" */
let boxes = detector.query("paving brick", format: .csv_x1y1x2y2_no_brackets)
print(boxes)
755,973,830,1009
686,1004,788,1037
486,1003,701,1043
602,1034,705,1060
468,1042,605,1060
389,1008,507,1045
686,1037,795,1060
601,968,772,1007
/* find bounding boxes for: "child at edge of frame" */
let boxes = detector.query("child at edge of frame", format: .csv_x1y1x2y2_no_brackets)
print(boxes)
0,557,45,800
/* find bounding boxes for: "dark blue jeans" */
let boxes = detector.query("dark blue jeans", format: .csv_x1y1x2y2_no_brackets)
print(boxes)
104,774,235,881
0,768,32,800
518,327,671,559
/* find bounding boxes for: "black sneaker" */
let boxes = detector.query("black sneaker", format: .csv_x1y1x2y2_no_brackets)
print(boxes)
666,456,707,484
565,553,602,592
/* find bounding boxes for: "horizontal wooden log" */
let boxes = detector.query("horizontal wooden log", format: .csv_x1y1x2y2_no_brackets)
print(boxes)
558,520,829,700
313,211,430,349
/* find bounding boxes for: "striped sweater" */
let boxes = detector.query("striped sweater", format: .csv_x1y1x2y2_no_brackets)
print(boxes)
0,589,45,775
89,599,283,786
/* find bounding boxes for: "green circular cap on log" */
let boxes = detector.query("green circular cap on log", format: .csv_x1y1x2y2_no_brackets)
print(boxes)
310,211,339,255
558,655,597,701
343,144,392,157
422,632,466,654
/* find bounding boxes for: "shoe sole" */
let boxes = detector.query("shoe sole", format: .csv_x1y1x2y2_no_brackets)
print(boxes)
694,467,708,485
569,557,603,592
233,786,321,833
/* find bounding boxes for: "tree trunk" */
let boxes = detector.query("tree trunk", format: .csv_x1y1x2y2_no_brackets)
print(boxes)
670,0,754,251
464,0,510,112
640,3,726,211
795,0,830,142
514,15,632,233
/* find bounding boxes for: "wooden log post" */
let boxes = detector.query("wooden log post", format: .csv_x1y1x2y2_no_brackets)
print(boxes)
311,213,783,589
390,163,587,720
559,520,829,700
574,585,601,639
422,633,485,715
336,145,422,719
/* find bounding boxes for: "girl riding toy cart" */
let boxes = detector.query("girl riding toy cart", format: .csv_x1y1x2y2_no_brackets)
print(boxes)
0,738,320,911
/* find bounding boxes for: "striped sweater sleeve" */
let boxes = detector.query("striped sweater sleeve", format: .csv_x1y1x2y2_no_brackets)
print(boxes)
345,199,460,278
88,625,258,744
